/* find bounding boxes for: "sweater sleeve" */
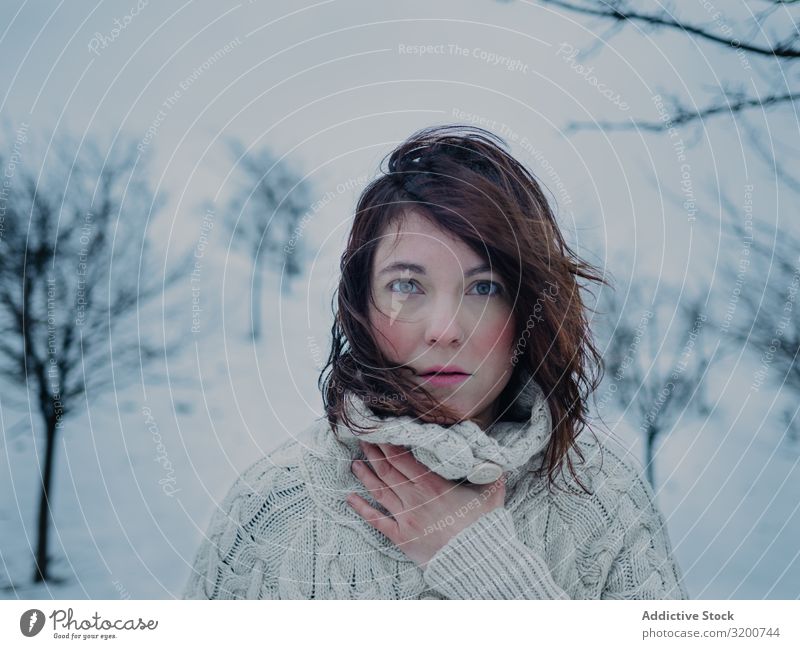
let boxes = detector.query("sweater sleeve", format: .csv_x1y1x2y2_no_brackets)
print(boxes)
422,506,571,599
422,463,689,600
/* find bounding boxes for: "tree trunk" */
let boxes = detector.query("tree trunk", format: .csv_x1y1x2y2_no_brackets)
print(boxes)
33,415,58,583
645,425,658,489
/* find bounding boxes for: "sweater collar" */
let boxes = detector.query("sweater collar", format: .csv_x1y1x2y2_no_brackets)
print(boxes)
333,371,553,486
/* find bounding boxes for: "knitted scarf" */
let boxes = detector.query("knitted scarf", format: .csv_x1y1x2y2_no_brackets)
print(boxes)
335,375,553,484
290,374,554,598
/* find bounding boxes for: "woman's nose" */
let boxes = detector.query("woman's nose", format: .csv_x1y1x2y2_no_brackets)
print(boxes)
424,300,466,346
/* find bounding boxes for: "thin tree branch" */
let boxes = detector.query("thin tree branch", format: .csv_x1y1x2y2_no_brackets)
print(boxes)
566,91,797,133
538,0,800,57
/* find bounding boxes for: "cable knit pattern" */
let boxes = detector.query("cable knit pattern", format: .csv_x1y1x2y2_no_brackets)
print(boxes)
335,378,551,483
182,379,689,600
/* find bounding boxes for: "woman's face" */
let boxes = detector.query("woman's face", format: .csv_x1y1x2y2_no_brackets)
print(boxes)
368,209,517,429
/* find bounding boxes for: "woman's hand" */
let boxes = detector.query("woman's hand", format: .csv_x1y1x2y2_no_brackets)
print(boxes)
346,440,506,569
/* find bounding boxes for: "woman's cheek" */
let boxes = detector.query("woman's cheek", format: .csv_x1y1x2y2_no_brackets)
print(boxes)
370,309,416,360
475,308,516,355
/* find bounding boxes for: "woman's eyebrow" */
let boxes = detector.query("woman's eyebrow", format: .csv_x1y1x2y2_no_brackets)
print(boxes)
378,261,491,277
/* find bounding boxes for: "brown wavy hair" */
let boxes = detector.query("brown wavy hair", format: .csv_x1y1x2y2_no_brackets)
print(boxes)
318,124,606,493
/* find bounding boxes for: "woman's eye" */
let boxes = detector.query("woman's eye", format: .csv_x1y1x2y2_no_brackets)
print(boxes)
469,280,503,296
389,279,420,294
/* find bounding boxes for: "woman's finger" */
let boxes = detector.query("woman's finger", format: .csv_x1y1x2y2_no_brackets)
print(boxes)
360,441,413,488
374,442,432,482
351,459,404,515
346,493,400,544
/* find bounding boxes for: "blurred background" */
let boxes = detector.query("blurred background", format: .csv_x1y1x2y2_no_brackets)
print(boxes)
0,0,797,599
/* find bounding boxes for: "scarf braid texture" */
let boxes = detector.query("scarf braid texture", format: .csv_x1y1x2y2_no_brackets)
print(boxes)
183,377,689,600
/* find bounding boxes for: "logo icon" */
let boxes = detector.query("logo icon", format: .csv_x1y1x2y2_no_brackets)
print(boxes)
20,609,46,637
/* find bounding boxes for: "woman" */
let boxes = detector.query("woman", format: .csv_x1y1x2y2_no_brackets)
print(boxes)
182,124,689,600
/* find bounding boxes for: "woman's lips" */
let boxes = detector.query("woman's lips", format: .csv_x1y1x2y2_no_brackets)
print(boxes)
417,372,470,387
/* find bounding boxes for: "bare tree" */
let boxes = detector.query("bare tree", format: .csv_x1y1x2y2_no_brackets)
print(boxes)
595,283,712,487
527,0,799,133
224,140,314,340
0,132,188,585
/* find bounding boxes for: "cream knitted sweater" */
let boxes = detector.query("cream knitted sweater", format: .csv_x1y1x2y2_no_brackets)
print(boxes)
182,380,689,600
